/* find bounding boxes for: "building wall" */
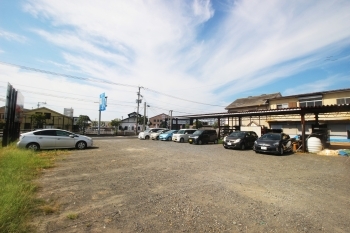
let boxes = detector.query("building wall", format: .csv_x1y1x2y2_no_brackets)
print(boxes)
323,92,350,105
149,114,169,128
21,109,73,131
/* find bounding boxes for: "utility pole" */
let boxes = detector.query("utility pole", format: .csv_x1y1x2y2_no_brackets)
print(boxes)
169,110,173,129
143,102,146,131
135,87,142,134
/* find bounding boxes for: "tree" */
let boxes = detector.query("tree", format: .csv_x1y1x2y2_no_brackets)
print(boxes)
110,118,121,135
159,120,168,128
212,121,218,129
31,113,47,129
137,116,148,125
193,120,203,129
76,115,91,134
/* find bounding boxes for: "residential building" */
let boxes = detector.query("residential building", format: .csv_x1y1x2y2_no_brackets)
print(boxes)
149,113,169,128
119,112,143,132
268,88,350,140
225,93,282,128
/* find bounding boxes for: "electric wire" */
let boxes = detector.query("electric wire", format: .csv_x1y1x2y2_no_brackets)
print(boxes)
0,61,227,108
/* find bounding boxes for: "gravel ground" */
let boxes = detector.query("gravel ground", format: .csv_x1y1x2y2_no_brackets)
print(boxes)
33,138,350,233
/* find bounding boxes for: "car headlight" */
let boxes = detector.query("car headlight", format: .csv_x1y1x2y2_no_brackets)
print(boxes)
234,139,241,143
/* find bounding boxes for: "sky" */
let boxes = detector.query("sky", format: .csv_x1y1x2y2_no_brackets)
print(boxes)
0,0,350,122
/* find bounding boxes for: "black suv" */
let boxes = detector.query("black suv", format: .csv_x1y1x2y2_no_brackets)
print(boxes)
223,131,258,150
188,130,218,145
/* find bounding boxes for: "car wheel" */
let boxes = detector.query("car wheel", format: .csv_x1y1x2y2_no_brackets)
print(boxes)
214,139,218,144
27,142,40,151
180,138,184,143
76,141,87,149
279,147,284,155
241,143,245,150
145,135,150,140
198,140,202,145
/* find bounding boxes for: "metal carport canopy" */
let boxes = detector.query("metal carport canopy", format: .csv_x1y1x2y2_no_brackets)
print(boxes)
174,104,350,152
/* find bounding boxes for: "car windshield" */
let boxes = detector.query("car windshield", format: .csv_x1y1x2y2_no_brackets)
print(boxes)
229,132,245,137
167,130,177,134
193,130,204,135
261,134,281,140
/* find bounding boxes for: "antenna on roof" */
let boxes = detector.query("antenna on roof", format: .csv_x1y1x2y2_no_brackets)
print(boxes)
37,102,47,108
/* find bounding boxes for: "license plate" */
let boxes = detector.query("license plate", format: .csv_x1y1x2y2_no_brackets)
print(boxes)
227,142,232,145
261,146,267,150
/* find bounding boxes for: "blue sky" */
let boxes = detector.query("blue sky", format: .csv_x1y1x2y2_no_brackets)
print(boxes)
0,0,350,121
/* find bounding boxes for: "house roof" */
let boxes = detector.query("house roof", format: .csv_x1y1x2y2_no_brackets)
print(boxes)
225,93,282,110
271,88,350,100
149,113,169,119
23,107,68,117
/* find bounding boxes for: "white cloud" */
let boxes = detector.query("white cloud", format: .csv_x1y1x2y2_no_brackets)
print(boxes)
3,0,348,120
0,29,26,42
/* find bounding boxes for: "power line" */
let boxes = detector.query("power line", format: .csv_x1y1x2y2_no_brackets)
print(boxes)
0,61,227,108
0,61,138,88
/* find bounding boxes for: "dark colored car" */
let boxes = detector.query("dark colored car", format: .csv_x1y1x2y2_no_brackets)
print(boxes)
223,131,258,150
188,130,218,145
253,133,292,155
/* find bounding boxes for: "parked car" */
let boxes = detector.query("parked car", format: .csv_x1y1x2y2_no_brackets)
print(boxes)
138,128,167,140
159,130,178,141
223,131,258,150
16,129,93,151
188,129,218,145
172,129,197,143
253,133,292,155
150,129,169,140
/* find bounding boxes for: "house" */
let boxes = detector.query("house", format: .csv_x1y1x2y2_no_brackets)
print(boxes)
223,88,350,141
119,112,143,132
149,113,169,128
225,93,282,128
0,106,74,132
267,88,350,140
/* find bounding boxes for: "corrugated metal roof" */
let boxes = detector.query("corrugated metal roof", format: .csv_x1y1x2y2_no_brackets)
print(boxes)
175,104,350,119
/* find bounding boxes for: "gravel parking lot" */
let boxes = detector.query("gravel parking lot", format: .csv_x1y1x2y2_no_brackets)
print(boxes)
33,138,350,232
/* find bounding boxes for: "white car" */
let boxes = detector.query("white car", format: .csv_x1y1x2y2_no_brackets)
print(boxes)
172,129,197,143
138,128,167,140
150,129,169,140
17,129,93,151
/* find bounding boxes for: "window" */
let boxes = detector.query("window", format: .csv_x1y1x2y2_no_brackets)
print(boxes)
336,97,350,105
56,130,71,137
299,96,322,107
276,103,288,109
44,113,51,119
34,130,56,136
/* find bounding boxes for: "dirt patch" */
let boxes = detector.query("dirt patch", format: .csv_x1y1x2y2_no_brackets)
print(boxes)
32,139,350,232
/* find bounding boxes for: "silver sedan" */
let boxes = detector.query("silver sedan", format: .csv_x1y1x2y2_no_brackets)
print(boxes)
17,129,93,151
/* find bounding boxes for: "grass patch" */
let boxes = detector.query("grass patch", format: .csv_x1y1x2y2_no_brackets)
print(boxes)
0,144,66,232
66,213,79,220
